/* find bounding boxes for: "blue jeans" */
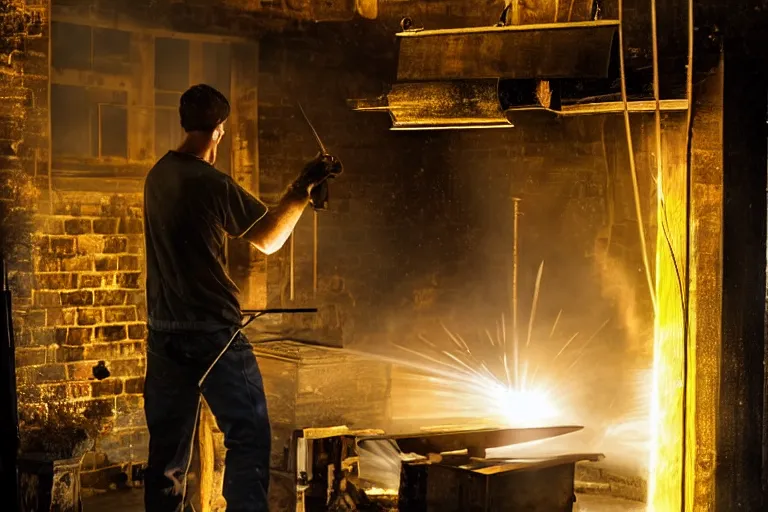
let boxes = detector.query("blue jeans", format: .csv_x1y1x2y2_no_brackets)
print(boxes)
143,328,271,512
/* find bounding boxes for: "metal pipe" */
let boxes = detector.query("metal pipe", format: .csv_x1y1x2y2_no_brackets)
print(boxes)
511,197,521,389
313,211,318,298
289,233,295,301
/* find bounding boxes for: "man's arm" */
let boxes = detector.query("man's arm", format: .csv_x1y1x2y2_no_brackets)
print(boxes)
242,184,309,255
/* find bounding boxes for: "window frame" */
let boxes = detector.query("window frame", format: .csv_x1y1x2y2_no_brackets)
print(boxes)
49,12,246,182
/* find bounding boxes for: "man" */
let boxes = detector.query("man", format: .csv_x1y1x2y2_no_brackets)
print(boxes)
142,84,342,512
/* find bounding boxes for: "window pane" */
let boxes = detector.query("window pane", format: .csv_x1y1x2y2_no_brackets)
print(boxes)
99,105,128,158
93,27,131,75
154,104,184,157
51,84,91,156
51,22,91,70
155,91,181,108
155,37,190,91
202,42,231,95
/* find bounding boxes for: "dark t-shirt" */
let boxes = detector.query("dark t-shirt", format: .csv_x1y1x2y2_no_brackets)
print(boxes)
143,151,268,332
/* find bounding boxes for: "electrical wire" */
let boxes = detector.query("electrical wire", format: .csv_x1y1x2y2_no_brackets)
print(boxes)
617,0,658,313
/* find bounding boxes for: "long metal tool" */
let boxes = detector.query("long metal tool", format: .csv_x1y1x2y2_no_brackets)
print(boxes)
299,103,328,155
298,103,327,298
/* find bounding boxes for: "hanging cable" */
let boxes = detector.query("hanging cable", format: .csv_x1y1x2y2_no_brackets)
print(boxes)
617,0,658,313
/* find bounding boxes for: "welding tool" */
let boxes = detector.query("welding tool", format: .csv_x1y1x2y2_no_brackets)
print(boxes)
165,308,320,504
297,104,341,298
298,103,341,211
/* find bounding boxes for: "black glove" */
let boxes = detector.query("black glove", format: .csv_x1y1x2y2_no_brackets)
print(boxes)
295,153,343,193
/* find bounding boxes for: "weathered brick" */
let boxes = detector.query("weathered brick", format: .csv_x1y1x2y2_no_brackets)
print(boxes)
35,235,50,253
54,202,81,216
82,398,116,420
64,218,93,235
94,290,126,306
118,255,140,271
91,379,124,398
35,273,73,290
15,348,47,367
126,291,146,306
127,323,147,340
47,308,76,327
77,308,104,326
42,382,91,401
33,291,61,307
66,327,93,346
36,255,60,272
104,306,136,324
54,328,67,344
118,218,144,234
61,255,94,271
126,236,144,254
79,274,103,288
42,219,65,235
80,204,102,216
97,325,127,342
84,342,143,360
115,408,147,429
66,361,97,380
116,272,141,289
19,364,67,384
50,237,76,256
93,218,119,234
77,235,104,254
104,236,128,253
95,256,118,271
61,290,93,306
29,327,58,346
124,377,145,395
108,358,146,378
55,345,85,362
25,309,46,327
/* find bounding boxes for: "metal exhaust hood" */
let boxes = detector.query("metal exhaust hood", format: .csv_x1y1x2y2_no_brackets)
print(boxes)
349,20,687,131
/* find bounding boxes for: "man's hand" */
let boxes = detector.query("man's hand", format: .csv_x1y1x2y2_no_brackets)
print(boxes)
294,153,343,194
243,154,343,255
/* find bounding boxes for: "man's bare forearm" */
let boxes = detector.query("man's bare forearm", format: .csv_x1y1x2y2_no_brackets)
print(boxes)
243,185,309,255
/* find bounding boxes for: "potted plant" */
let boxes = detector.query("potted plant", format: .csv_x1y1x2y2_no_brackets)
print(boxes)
18,403,107,512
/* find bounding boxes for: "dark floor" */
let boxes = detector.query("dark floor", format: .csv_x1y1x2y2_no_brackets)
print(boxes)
82,488,646,511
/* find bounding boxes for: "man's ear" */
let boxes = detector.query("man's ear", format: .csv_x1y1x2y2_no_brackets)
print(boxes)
212,130,221,142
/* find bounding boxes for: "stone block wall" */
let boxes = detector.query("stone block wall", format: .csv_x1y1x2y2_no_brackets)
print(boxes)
15,191,149,488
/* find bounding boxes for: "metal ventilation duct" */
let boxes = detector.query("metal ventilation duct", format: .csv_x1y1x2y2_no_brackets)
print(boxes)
349,79,559,130
350,20,674,130
395,20,620,82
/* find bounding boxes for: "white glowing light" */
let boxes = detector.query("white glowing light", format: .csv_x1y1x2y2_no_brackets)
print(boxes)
487,382,559,427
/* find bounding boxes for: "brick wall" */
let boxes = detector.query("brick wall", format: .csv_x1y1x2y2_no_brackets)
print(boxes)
15,191,149,487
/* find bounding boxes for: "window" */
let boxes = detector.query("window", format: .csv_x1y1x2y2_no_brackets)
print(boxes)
52,22,131,74
51,22,131,160
51,85,128,158
154,38,232,173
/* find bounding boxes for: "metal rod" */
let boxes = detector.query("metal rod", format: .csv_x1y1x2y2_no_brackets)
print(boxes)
313,211,318,298
289,233,295,301
511,197,521,389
